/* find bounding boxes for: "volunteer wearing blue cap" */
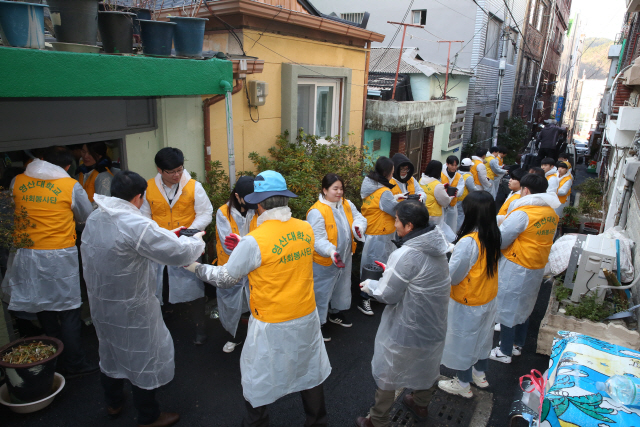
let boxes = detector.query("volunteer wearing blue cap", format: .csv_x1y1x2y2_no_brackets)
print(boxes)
184,171,331,427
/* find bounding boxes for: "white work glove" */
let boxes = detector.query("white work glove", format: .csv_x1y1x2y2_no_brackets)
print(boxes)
359,279,372,295
184,262,200,273
331,251,346,268
393,193,408,202
418,193,425,203
353,225,366,243
192,231,206,243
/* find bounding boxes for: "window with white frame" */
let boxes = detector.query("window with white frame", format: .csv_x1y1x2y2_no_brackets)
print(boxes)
485,15,502,60
412,9,427,25
297,78,341,140
340,12,365,24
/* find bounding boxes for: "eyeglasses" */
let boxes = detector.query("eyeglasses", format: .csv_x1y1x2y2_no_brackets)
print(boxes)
162,167,184,176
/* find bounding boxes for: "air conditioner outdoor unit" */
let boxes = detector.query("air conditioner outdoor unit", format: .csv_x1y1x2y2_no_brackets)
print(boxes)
536,101,544,110
571,235,618,303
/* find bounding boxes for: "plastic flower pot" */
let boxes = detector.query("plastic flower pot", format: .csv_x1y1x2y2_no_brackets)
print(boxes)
0,1,48,49
361,263,383,282
168,16,208,58
98,11,135,54
0,336,63,403
139,19,176,56
47,0,99,46
132,8,151,37
584,222,601,231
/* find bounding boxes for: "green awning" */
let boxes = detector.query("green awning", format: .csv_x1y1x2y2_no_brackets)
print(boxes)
0,47,233,98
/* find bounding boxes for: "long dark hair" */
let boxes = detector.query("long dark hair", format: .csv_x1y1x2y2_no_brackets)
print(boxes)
423,160,442,180
367,157,394,185
226,187,243,221
457,191,501,278
321,173,345,200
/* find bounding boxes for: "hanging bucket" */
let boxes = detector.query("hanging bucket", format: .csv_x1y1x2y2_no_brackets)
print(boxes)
168,16,208,58
139,19,176,56
98,11,135,54
47,0,99,46
0,1,48,49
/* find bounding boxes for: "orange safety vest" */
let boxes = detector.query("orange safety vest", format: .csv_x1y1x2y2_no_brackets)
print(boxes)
361,187,395,235
450,233,498,306
216,204,258,266
557,175,573,204
78,168,114,203
13,174,78,250
498,192,521,216
247,218,316,323
389,177,416,196
502,205,558,270
145,178,196,230
420,179,443,217
470,159,482,186
484,155,497,180
441,171,461,207
499,156,504,166
307,200,357,266
458,173,472,202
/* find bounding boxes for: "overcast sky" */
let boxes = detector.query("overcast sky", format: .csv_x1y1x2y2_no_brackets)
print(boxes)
573,0,627,40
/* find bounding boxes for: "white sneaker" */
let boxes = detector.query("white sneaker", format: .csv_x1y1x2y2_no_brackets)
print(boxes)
223,341,240,353
494,323,501,332
472,372,489,388
490,347,512,364
438,378,473,398
512,345,523,356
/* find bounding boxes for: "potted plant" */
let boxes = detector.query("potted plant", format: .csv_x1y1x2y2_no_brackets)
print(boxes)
560,205,580,235
577,177,604,234
0,337,63,403
0,0,48,49
47,0,100,47
98,0,135,54
168,0,208,58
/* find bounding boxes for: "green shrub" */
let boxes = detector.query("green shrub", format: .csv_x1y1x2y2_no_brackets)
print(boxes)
497,117,529,164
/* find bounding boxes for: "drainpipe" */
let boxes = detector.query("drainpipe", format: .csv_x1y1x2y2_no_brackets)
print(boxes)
220,80,237,187
202,79,243,179
361,41,371,147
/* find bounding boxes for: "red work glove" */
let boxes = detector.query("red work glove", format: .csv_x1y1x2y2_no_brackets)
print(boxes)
354,226,363,239
224,233,241,251
374,261,386,271
171,226,187,237
331,251,346,268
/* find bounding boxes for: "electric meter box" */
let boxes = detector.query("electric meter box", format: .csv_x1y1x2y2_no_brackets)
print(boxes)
248,81,268,107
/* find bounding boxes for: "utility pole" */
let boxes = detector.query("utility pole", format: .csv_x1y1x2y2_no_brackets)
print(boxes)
437,40,464,98
492,21,510,145
388,21,423,99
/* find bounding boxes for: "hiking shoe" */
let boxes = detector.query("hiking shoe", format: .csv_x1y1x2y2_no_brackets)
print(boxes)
512,345,523,356
438,378,473,398
223,341,241,353
329,312,353,328
490,347,512,364
472,371,489,388
358,299,374,316
494,323,501,332
321,324,331,342
403,393,429,417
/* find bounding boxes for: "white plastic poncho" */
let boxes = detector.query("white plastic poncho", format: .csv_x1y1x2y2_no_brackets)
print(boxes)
487,153,507,199
545,167,559,194
2,160,92,313
472,156,492,191
307,196,367,323
456,174,477,231
555,172,573,217
441,237,497,371
140,170,213,304
496,192,560,327
367,227,450,391
360,177,398,276
81,195,205,390
215,205,257,336
194,207,331,407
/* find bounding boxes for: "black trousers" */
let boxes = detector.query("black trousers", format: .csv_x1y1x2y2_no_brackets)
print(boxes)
242,383,327,427
537,147,558,163
100,373,160,425
36,307,87,371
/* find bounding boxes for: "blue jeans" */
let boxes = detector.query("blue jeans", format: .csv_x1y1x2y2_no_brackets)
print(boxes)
499,318,530,356
456,359,488,383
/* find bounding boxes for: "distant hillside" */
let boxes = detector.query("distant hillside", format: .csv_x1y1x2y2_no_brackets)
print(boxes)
578,37,614,80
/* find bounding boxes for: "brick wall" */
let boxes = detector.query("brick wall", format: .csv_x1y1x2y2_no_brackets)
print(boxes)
389,132,406,158
420,127,434,173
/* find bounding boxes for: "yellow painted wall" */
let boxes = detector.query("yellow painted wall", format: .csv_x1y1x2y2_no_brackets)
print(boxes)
205,30,367,176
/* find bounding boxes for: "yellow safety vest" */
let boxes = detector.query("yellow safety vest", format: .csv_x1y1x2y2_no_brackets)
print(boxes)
484,155,497,180
361,187,395,235
247,218,316,323
307,200,357,266
145,178,196,230
470,159,482,186
78,168,114,203
13,174,78,250
557,175,572,204
502,205,558,270
420,180,443,218
389,177,416,195
498,192,521,216
450,232,498,306
458,173,472,202
441,171,461,207
216,204,258,266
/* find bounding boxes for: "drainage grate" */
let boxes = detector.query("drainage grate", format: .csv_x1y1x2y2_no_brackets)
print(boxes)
389,388,479,427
